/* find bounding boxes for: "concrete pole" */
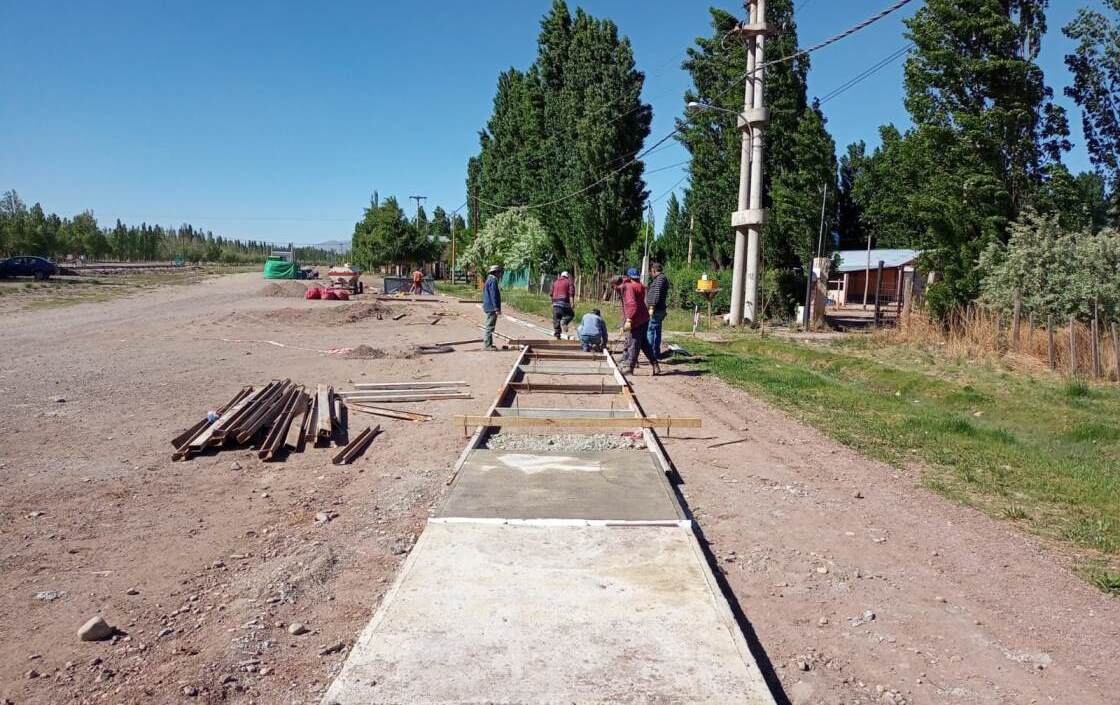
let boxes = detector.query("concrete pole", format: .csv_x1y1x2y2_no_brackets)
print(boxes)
742,0,768,324
862,233,872,309
687,215,694,266
728,0,755,327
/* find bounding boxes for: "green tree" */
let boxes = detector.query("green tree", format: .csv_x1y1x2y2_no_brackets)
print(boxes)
653,192,688,264
351,195,419,270
1063,0,1120,216
461,208,550,273
677,2,837,307
468,1,651,269
837,141,868,249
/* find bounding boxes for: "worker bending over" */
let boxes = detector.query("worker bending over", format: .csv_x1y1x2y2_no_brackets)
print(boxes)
576,308,608,352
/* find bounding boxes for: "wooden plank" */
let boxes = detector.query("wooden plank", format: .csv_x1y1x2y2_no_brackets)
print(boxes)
435,338,483,347
285,393,310,451
509,338,580,348
491,407,638,419
258,387,303,461
331,425,381,465
351,381,468,390
182,383,274,455
317,384,333,440
342,392,472,403
340,388,466,398
525,351,608,361
454,415,701,430
235,381,294,444
222,380,288,443
349,404,433,422
302,395,318,444
170,386,251,448
391,313,407,320
509,382,625,394
518,365,612,376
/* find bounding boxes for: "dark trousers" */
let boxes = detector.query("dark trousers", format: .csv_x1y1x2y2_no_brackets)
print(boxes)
552,304,574,337
625,320,657,371
647,310,666,360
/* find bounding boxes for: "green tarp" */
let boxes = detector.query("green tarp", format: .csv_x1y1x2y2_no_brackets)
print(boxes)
263,257,297,279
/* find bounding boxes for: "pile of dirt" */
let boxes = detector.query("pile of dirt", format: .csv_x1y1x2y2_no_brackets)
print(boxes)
259,281,309,298
248,303,391,327
342,345,386,359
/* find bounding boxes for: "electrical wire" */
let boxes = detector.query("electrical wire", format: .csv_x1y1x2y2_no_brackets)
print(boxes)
818,44,912,105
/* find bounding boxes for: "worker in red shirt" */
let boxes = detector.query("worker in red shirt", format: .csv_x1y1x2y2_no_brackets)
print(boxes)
614,267,660,375
550,271,575,339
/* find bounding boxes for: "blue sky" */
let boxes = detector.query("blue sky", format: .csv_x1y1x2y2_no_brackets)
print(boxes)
0,1,1103,245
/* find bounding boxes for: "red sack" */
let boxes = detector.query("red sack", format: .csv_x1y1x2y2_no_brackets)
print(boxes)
322,289,338,300
304,287,321,300
334,290,350,301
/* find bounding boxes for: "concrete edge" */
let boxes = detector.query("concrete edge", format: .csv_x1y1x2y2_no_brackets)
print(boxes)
427,517,693,529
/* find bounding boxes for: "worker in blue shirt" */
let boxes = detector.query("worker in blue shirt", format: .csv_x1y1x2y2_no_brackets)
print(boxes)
576,308,609,352
482,264,503,351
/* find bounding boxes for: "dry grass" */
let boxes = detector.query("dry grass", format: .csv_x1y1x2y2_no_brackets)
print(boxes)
886,306,1120,383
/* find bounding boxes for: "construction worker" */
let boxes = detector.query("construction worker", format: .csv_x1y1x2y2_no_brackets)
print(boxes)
614,268,660,375
481,264,503,351
410,268,424,295
550,270,575,339
645,262,670,360
576,308,608,352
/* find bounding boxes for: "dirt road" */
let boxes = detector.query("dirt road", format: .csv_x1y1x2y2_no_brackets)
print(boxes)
1,273,1116,704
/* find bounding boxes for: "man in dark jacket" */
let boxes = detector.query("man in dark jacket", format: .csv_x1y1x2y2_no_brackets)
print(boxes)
645,262,670,360
482,264,502,351
550,271,575,339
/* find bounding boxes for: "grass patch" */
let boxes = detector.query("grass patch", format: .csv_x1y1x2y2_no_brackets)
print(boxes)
680,334,1120,591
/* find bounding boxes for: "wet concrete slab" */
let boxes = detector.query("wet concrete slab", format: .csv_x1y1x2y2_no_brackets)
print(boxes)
322,522,775,705
435,449,686,525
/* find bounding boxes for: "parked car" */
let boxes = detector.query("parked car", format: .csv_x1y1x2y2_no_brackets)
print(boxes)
0,256,59,280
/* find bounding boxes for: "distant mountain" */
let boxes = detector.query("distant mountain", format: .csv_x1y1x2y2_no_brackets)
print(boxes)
310,240,351,253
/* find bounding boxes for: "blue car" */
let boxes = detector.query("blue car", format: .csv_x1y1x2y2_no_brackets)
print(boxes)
0,256,58,280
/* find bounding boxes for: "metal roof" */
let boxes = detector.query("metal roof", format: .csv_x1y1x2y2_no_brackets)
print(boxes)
834,248,920,273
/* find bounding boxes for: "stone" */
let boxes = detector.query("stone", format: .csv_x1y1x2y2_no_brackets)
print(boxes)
230,462,242,471
319,642,346,656
816,566,829,574
157,627,174,638
797,660,810,671
27,511,45,518
818,617,829,626
182,685,199,697
53,397,66,403
259,666,273,676
288,623,309,636
78,615,114,641
853,490,863,499
125,588,140,596
34,590,64,602
315,512,332,524
25,669,40,679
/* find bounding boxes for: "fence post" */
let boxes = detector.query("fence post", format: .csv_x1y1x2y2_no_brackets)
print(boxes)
1047,314,1056,371
1091,301,1102,379
1069,315,1078,377
1112,321,1120,383
1011,289,1022,350
873,260,885,328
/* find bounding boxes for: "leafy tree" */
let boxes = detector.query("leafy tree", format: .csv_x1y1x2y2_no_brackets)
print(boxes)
468,1,651,269
351,195,420,269
837,141,868,249
653,192,689,264
460,208,550,273
979,209,1120,319
1064,0,1120,213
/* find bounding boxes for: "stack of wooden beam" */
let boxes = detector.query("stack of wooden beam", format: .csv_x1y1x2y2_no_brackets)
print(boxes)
172,381,314,462
337,381,471,405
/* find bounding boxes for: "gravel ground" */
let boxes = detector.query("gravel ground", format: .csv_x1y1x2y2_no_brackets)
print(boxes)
483,432,645,452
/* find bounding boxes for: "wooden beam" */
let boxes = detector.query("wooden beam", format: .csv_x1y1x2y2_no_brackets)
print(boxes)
331,425,381,464
518,365,612,376
170,386,251,448
525,351,608,361
351,381,468,390
317,385,333,441
509,382,624,394
342,392,472,403
491,407,638,419
454,415,701,430
509,338,581,348
349,404,433,422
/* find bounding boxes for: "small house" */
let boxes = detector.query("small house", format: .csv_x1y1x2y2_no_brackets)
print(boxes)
826,248,920,307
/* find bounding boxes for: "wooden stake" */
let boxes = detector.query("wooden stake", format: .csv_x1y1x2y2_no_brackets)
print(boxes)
1070,316,1078,377
1112,322,1120,384
1091,301,1102,379
1011,289,1022,349
317,385,333,441
1047,314,1056,370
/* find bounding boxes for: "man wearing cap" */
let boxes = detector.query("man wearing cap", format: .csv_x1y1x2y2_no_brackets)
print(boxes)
482,264,503,351
614,267,660,375
645,262,670,360
549,270,575,339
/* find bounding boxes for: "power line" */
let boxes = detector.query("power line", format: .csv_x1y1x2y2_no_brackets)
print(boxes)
471,0,916,214
650,173,689,205
818,44,912,105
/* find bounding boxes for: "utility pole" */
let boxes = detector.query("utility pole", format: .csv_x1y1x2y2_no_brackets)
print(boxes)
862,233,872,310
641,203,654,285
408,195,427,226
729,0,770,326
450,213,456,283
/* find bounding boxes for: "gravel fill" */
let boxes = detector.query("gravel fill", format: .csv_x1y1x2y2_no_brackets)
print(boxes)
484,432,645,452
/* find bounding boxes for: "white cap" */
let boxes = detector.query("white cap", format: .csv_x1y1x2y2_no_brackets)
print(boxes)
560,271,569,278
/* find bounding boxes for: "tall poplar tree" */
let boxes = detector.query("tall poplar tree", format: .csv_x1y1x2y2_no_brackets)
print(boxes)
467,1,651,270
677,2,837,305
